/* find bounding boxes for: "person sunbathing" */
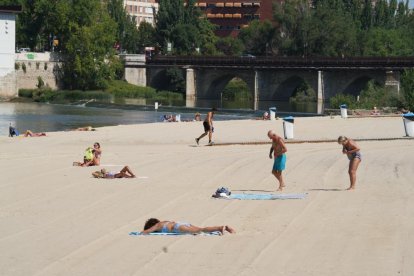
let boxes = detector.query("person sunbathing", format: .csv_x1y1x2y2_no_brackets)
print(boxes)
141,218,235,235
92,166,136,179
23,130,46,137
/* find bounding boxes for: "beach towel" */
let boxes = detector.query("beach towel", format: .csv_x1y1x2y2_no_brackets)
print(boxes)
129,231,222,236
227,193,307,200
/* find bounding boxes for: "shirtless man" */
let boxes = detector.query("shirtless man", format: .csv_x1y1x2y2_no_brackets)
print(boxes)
268,130,288,191
195,108,217,145
338,136,361,190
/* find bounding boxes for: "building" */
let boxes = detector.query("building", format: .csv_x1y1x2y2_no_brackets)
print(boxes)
195,0,277,37
124,0,158,27
0,5,21,99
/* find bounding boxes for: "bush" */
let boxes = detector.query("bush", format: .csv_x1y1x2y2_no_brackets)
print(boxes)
222,78,251,101
36,76,45,89
18,89,35,98
290,82,317,103
106,80,156,98
15,62,20,70
22,63,27,73
330,93,357,109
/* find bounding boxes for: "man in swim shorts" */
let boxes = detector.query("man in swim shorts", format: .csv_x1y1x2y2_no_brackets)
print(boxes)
195,108,217,145
338,136,361,190
268,130,288,191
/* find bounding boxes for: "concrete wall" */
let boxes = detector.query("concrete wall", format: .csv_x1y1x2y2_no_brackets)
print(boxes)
15,52,61,90
0,12,17,98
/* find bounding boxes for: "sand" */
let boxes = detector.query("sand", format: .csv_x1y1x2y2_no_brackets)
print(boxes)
0,115,413,276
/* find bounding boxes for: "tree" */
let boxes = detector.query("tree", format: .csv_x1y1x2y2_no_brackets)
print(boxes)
215,37,244,56
155,0,215,55
107,0,140,53
137,22,157,53
61,0,117,90
239,20,275,56
401,69,414,111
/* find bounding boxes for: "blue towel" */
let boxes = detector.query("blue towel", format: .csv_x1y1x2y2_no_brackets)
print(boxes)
229,193,307,200
129,231,222,236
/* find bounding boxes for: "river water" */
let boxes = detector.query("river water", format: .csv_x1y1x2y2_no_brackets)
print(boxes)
0,102,256,135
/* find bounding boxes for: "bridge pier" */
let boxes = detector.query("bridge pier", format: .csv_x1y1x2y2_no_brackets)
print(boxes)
317,71,324,114
186,68,196,107
254,70,259,110
385,71,400,94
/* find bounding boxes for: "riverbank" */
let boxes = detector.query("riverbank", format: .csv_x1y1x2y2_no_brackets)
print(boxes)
1,117,413,275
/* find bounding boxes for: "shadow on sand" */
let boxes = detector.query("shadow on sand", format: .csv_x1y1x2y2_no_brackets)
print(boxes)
309,188,345,192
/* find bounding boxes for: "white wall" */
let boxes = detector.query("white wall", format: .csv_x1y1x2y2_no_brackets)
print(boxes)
0,12,17,98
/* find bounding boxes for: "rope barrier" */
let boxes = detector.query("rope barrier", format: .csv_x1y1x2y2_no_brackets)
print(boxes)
209,136,414,147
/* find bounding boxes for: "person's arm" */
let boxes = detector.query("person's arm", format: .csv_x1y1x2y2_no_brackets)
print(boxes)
345,140,360,153
269,146,274,159
141,222,163,234
277,138,288,155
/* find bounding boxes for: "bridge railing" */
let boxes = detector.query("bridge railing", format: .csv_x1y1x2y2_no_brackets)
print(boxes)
146,55,414,68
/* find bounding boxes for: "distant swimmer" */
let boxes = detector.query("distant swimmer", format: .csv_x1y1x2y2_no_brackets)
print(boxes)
195,108,216,145
338,136,361,190
268,130,287,191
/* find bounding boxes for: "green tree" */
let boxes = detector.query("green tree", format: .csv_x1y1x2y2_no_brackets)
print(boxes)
239,20,275,56
401,69,414,111
360,28,412,56
155,0,215,55
215,37,244,56
61,0,117,90
107,0,140,53
136,22,157,53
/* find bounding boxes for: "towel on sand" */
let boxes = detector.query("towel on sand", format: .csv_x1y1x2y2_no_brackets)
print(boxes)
129,231,222,236
228,193,307,200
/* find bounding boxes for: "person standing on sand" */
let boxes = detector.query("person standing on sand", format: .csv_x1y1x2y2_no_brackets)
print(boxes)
268,130,287,191
195,108,217,145
338,136,361,190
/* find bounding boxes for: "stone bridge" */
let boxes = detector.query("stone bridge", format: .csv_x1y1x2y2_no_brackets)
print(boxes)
124,55,414,113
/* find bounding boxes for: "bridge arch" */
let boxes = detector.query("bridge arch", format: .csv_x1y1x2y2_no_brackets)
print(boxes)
342,76,381,97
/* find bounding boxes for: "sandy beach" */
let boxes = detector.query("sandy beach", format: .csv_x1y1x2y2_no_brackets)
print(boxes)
1,115,413,276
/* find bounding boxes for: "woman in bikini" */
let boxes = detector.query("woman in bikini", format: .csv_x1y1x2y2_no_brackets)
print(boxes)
141,218,235,235
338,136,361,190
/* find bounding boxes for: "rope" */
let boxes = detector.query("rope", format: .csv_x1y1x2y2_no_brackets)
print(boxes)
209,136,414,147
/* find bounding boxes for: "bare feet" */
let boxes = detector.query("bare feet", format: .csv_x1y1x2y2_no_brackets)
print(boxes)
346,186,355,190
225,225,235,234
277,185,285,191
195,138,199,145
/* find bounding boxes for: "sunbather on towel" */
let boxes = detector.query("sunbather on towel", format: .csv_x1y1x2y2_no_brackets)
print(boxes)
92,166,136,179
142,218,235,235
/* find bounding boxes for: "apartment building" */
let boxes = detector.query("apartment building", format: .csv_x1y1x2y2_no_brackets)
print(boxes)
195,0,277,37
124,0,158,26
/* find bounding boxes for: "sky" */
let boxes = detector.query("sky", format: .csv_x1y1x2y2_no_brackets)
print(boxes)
410,0,414,9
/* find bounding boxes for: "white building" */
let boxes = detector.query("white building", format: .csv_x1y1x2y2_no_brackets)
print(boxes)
0,6,21,99
124,0,158,27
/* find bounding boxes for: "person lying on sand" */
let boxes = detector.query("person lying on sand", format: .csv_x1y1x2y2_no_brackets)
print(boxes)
73,142,102,167
141,218,235,235
92,166,136,179
74,126,96,131
24,130,46,137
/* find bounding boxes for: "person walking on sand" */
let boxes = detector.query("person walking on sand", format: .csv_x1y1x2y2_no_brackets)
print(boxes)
195,108,217,145
141,218,235,235
268,130,287,191
338,136,361,190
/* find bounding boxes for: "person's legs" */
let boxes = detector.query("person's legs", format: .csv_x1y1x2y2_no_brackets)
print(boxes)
178,224,235,234
208,130,213,143
196,131,208,144
272,170,285,191
347,158,361,190
24,130,33,137
120,166,136,177
93,156,100,166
